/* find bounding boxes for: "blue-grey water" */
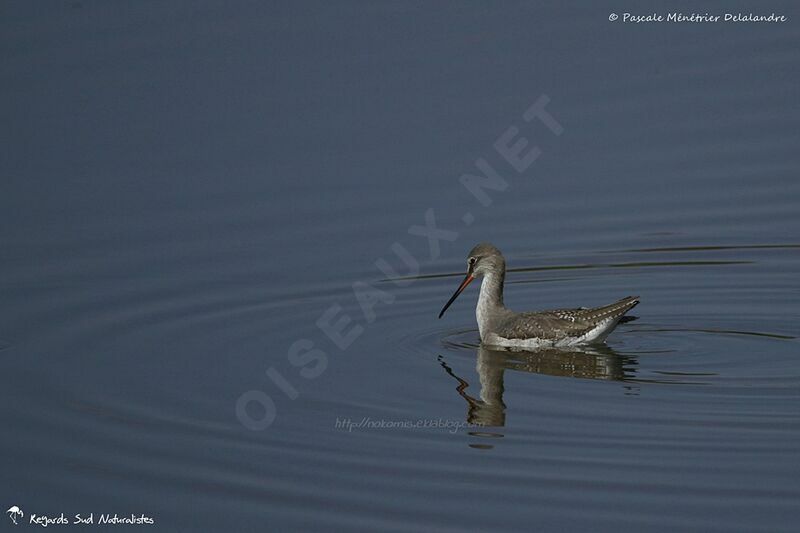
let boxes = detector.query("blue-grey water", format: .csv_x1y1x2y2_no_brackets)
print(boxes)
2,2,799,531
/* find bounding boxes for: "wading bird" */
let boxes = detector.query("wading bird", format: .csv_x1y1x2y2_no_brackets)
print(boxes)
439,243,639,348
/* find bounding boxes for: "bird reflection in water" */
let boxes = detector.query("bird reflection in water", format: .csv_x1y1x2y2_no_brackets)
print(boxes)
439,344,639,441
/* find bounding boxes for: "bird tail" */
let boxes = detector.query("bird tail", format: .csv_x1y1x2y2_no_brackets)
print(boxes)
599,296,640,321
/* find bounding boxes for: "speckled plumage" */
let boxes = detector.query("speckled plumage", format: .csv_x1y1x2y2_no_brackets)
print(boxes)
488,296,639,347
439,242,639,348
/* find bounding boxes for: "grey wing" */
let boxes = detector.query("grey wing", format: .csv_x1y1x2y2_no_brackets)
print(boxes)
494,310,597,340
495,297,640,340
551,296,639,323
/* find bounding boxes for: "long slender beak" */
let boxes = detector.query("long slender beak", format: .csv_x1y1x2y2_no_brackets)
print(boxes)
438,273,474,318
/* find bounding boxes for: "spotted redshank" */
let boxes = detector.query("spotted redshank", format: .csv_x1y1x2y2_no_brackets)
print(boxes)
438,243,639,348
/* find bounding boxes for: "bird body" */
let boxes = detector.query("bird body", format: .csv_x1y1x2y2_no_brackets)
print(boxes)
439,243,639,348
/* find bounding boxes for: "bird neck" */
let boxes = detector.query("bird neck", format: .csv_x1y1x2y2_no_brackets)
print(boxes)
478,270,505,308
476,269,505,340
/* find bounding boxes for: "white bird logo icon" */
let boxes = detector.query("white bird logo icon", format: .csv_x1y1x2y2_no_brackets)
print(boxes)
7,506,23,525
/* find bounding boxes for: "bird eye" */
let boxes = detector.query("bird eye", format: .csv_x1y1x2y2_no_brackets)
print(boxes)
468,257,476,265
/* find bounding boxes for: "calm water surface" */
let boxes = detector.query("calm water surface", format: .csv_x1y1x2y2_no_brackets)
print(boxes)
2,2,799,531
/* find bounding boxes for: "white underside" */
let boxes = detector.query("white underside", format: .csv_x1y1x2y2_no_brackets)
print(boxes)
484,317,617,350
